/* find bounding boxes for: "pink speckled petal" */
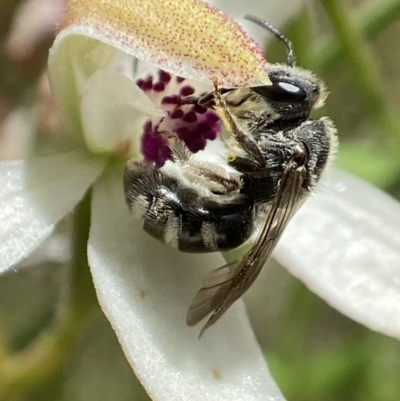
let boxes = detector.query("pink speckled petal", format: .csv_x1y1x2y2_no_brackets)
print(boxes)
88,164,285,401
55,0,270,88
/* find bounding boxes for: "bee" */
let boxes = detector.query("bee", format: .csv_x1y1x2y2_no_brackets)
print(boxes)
124,15,337,336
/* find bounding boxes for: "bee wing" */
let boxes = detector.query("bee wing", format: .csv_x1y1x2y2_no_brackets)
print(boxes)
187,155,307,336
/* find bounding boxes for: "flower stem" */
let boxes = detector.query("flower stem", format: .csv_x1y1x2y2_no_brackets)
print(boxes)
0,190,97,400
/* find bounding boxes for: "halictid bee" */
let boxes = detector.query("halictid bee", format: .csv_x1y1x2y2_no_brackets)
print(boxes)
123,15,337,336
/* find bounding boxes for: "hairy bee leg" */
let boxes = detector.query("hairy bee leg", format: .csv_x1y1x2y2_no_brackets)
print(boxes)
173,95,205,114
157,130,191,161
177,88,234,109
212,80,265,169
157,132,241,194
123,161,255,252
180,159,241,194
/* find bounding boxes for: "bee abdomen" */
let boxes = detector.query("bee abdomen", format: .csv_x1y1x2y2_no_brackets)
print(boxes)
124,162,254,253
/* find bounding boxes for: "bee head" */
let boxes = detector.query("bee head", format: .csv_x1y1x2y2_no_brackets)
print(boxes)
251,65,327,122
245,14,327,123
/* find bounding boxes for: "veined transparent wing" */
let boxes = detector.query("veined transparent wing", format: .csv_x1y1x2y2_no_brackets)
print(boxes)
187,151,308,336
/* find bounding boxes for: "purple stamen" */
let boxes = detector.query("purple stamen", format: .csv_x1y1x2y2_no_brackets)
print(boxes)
187,136,207,153
180,85,195,97
159,70,172,84
162,95,181,105
141,121,171,167
153,81,166,92
142,77,153,92
193,104,207,114
183,111,197,123
203,128,218,141
170,109,184,119
175,126,192,138
196,122,211,135
140,69,222,167
205,112,220,123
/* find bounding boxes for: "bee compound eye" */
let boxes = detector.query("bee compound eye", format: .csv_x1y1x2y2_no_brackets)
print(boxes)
253,81,307,103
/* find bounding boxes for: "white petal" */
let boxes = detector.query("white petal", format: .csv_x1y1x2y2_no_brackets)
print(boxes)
48,35,118,139
88,165,284,401
81,69,163,156
275,168,400,338
0,150,105,274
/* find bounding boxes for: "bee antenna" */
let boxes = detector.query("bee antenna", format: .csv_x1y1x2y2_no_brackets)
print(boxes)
244,14,295,67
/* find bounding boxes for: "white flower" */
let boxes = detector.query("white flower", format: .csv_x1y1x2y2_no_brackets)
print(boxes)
1,0,400,400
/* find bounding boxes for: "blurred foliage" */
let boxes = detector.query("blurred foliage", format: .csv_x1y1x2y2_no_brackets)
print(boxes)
0,260,149,401
1,0,400,400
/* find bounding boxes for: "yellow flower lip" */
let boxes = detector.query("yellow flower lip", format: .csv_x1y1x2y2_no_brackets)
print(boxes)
60,0,271,88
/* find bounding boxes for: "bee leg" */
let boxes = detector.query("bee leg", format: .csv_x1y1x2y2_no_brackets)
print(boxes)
212,79,265,169
227,154,263,173
177,88,234,108
156,131,240,194
157,130,192,162
177,95,201,106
